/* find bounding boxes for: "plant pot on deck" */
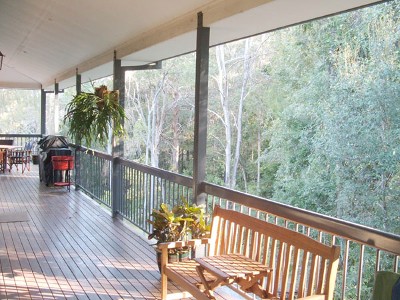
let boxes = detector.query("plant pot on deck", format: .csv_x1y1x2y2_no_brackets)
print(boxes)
32,154,39,165
156,247,190,272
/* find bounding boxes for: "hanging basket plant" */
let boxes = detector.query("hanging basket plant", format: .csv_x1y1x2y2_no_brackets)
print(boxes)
63,85,126,148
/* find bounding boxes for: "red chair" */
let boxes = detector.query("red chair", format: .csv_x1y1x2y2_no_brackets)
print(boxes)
51,156,74,191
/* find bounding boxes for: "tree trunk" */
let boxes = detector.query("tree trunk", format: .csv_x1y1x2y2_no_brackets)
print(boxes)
215,45,232,187
232,39,251,189
171,91,181,173
150,74,167,168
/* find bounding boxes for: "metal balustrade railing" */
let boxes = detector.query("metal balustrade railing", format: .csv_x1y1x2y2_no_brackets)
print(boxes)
74,147,112,208
73,148,193,232
72,146,399,299
114,158,193,233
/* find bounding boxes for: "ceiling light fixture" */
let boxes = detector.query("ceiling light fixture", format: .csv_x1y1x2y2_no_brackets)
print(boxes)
0,51,4,70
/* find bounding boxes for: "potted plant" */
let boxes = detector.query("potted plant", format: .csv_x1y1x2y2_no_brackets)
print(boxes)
173,198,210,240
63,85,126,148
147,197,210,270
30,141,40,165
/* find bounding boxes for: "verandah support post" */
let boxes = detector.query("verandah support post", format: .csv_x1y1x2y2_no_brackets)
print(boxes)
117,61,162,218
193,12,210,206
76,70,81,95
53,82,60,135
74,70,81,190
40,89,46,135
41,88,56,135
112,51,124,217
110,54,161,217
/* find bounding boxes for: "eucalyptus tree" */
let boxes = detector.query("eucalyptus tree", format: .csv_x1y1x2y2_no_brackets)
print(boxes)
208,36,270,190
124,55,195,171
261,5,399,297
265,1,400,234
0,89,41,133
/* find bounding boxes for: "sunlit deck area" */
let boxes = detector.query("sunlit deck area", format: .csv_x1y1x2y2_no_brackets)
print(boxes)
0,166,177,299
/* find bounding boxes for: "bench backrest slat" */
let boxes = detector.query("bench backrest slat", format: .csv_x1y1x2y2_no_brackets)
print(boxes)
209,205,340,299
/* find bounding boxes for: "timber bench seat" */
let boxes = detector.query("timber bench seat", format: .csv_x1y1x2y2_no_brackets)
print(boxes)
158,205,340,300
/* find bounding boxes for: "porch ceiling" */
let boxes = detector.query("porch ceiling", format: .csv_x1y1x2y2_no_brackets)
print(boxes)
0,0,384,90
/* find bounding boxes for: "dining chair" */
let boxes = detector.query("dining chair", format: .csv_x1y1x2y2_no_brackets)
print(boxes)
0,149,6,173
8,150,31,173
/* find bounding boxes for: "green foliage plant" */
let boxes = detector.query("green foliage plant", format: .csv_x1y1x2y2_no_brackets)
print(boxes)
63,85,126,148
147,196,210,245
174,197,210,239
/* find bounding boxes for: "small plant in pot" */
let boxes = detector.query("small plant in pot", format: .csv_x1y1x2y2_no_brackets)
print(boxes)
147,197,210,271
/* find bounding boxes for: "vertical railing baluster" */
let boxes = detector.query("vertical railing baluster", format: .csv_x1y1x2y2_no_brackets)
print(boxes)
342,240,350,299
134,168,138,225
375,249,381,272
357,245,365,300
140,170,143,225
130,168,134,223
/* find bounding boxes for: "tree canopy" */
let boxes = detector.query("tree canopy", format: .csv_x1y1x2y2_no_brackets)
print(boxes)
122,1,399,236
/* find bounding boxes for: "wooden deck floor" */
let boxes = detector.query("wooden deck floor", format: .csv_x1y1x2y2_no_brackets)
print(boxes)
0,165,166,299
0,165,237,300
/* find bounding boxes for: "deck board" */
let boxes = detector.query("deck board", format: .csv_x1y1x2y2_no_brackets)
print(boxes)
0,165,237,299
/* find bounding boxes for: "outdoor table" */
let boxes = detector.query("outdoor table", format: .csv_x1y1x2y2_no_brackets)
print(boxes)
194,254,272,299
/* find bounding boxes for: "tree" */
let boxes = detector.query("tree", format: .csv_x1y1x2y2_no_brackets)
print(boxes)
265,1,400,234
0,89,41,133
124,55,195,171
209,38,268,190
